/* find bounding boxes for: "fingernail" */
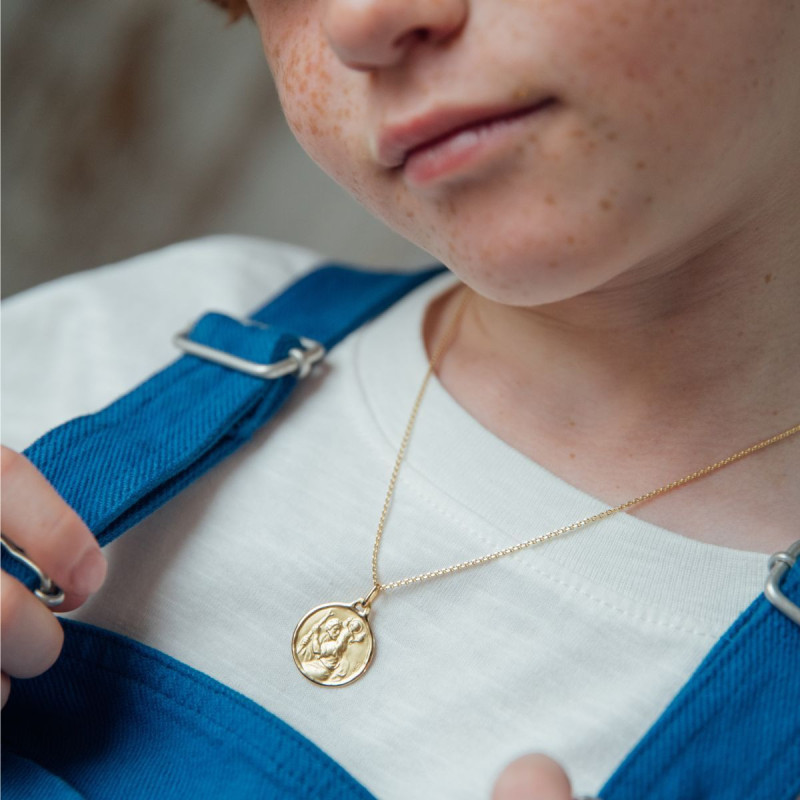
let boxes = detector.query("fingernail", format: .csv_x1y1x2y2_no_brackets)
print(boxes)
71,547,108,595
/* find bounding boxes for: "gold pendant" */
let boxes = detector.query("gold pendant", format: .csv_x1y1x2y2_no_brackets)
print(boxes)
292,600,375,687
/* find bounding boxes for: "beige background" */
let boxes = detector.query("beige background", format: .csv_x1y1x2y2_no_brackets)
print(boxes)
2,0,428,297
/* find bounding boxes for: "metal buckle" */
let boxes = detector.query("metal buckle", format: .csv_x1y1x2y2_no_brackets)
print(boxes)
1,533,65,607
173,318,325,380
764,539,800,626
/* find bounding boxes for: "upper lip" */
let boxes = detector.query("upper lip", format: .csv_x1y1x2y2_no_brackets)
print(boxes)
376,96,556,169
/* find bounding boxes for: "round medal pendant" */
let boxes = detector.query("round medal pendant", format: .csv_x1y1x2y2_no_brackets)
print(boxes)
292,601,375,687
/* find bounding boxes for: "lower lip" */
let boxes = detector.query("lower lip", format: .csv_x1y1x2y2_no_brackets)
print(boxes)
402,100,556,187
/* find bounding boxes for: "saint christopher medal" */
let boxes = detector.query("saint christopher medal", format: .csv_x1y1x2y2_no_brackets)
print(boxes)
292,592,376,686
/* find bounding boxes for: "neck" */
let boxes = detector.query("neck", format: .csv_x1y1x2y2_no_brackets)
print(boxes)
428,199,800,552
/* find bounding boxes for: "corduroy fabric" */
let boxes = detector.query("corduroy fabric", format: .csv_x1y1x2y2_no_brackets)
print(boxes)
2,620,376,800
2,264,444,588
601,566,800,800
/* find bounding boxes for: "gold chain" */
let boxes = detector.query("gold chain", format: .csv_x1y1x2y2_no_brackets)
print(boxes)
367,286,799,600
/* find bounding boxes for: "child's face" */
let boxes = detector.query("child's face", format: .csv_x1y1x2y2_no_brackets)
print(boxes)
250,1,799,305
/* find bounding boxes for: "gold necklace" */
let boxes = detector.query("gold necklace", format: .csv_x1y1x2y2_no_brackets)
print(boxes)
291,288,800,687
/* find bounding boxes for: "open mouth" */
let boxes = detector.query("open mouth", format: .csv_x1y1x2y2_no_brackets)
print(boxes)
394,96,559,186
402,97,558,167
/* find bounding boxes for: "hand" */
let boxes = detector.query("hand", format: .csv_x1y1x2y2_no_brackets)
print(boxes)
493,754,585,800
1,446,107,708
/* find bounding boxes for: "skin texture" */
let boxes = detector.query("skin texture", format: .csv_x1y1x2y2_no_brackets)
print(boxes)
248,0,800,552
253,0,799,304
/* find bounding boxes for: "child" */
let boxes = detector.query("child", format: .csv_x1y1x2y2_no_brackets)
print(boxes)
2,1,799,797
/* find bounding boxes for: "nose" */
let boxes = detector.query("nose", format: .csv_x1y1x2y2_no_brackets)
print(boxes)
323,0,468,71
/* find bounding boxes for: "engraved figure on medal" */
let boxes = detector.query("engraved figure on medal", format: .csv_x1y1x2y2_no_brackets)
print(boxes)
292,602,375,686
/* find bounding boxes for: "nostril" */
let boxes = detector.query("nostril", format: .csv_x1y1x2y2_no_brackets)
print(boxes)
392,28,431,53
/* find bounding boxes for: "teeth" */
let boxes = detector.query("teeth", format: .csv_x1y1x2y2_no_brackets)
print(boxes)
408,116,507,167
419,128,481,162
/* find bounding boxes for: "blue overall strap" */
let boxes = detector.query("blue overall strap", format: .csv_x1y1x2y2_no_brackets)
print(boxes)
3,619,376,800
2,263,444,591
4,262,448,800
601,562,800,800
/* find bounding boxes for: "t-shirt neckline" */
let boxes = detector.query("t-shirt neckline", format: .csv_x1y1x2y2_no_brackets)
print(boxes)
353,270,766,626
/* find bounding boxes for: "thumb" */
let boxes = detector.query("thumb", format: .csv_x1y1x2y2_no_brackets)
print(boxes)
491,753,572,800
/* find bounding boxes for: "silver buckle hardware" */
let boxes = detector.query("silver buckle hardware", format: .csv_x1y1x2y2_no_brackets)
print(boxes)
1,533,65,607
764,539,800,626
173,316,325,380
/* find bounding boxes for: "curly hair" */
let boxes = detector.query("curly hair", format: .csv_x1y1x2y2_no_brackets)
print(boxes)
207,0,250,22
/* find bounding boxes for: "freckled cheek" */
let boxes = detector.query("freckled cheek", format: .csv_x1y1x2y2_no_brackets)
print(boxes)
274,52,366,183
285,99,365,189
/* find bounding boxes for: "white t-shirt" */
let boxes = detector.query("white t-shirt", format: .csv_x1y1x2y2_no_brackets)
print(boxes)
1,236,767,799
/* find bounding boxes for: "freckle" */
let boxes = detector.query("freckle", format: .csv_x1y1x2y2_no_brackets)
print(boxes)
584,140,597,154
567,235,575,245
764,273,773,284
599,198,613,211
606,132,618,141
544,193,557,205
547,259,559,268
636,160,647,170
570,128,586,138
528,133,539,144
673,67,685,80
645,195,654,204
569,452,576,459
664,144,673,153
568,419,576,427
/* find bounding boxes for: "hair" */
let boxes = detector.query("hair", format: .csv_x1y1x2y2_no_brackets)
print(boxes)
207,0,250,22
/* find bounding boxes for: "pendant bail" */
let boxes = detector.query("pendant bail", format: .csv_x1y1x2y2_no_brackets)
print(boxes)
355,584,381,616
363,584,381,607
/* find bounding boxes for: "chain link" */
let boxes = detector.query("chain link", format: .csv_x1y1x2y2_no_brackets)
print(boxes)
368,285,800,598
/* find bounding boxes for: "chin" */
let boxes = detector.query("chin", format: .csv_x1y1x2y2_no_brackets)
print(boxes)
454,263,613,307
415,221,631,307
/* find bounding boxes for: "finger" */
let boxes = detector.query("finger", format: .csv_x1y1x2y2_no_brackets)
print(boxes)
1,673,10,708
1,571,64,678
1,447,106,598
492,753,573,800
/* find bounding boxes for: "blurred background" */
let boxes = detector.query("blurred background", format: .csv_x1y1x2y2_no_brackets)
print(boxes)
2,0,429,298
